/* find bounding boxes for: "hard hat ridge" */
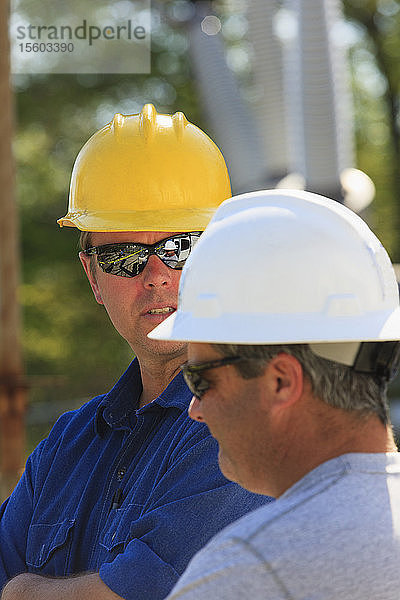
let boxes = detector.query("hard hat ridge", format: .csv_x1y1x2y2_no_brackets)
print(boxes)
139,103,157,143
110,112,126,137
172,111,188,140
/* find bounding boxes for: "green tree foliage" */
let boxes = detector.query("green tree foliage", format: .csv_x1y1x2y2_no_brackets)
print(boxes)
343,0,400,258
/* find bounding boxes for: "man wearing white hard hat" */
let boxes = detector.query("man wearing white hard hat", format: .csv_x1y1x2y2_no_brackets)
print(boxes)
150,189,400,600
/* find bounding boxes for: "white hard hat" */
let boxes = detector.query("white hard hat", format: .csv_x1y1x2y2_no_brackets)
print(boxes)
164,240,176,251
149,189,400,360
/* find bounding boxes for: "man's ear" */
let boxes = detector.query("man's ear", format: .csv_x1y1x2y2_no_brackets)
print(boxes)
79,251,103,305
264,353,304,410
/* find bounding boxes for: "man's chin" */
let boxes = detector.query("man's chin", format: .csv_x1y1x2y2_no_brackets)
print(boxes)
139,337,187,360
152,337,186,354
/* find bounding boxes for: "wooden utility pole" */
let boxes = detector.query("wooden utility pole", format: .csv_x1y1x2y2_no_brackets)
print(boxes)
0,0,27,499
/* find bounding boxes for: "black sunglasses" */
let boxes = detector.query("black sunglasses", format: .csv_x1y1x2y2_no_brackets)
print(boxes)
181,356,244,399
85,232,202,278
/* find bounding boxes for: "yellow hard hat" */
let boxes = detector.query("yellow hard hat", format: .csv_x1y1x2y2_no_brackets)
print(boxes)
57,104,232,231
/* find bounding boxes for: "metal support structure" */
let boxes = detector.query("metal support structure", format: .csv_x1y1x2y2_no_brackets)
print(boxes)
186,1,267,194
246,0,288,183
0,0,27,499
283,0,354,201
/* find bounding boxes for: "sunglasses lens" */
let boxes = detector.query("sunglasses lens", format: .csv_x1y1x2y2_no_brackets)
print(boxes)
183,369,209,399
97,245,148,278
181,355,243,399
156,233,200,270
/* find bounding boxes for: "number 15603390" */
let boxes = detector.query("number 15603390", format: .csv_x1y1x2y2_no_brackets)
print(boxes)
18,42,74,52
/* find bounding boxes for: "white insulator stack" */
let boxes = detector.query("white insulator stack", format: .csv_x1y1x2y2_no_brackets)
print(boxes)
247,0,288,182
187,2,266,194
284,0,355,199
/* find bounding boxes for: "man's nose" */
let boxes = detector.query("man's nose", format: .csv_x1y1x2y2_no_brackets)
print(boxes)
141,254,172,288
188,396,203,422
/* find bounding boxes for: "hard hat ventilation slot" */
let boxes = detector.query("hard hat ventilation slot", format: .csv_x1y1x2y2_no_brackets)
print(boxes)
323,294,362,317
193,294,222,319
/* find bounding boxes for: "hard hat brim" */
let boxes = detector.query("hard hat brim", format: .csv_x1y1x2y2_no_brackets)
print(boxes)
57,209,217,232
149,306,400,344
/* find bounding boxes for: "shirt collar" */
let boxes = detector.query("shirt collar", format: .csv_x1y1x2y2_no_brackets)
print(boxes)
95,358,192,436
154,369,193,412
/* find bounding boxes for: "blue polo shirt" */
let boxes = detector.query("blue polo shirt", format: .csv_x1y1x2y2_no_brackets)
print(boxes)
0,359,270,599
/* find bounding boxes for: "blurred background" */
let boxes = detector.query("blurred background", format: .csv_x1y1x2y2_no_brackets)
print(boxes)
1,0,400,498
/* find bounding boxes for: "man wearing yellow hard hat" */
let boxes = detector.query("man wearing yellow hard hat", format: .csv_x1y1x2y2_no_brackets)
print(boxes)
0,105,269,600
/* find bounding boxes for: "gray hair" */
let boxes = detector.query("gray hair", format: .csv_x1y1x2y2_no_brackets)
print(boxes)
214,343,390,425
